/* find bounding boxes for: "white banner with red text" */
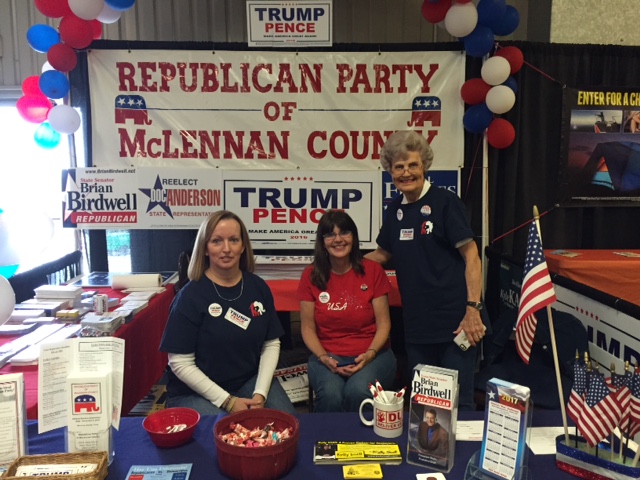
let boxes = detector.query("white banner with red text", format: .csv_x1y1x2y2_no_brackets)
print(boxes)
87,49,465,171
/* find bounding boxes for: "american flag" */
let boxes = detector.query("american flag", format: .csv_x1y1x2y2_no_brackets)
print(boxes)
567,359,587,424
609,368,633,433
577,371,622,447
629,370,640,438
515,220,557,364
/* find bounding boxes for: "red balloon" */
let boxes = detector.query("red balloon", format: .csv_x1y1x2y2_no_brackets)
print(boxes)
461,78,492,105
487,118,516,149
495,46,524,74
22,76,46,97
59,15,94,49
421,0,452,24
34,0,72,18
90,19,103,40
47,43,78,72
16,95,53,124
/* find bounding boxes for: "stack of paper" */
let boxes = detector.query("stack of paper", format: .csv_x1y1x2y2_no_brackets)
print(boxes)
15,300,68,317
254,255,313,281
114,300,148,315
0,324,68,368
80,312,125,334
10,324,82,366
34,285,84,308
121,291,157,303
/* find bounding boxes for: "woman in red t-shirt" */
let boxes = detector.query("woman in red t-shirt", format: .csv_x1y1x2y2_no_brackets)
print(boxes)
298,210,397,412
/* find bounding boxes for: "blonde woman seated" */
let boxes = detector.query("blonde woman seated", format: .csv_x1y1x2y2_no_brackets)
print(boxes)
160,210,295,415
298,210,397,412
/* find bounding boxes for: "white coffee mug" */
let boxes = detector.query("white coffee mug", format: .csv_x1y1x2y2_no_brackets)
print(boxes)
359,398,404,438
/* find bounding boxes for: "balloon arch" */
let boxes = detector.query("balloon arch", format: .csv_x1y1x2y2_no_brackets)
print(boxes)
18,0,522,150
17,0,136,148
422,0,523,149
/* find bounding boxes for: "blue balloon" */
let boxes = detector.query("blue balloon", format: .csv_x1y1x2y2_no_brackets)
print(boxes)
39,70,70,99
34,122,61,149
463,103,494,133
0,265,18,278
105,0,136,11
502,76,518,94
26,24,60,53
477,0,506,26
463,25,495,58
490,5,520,36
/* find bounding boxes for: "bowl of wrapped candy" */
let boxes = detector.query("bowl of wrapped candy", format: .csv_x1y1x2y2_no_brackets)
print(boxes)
214,408,299,480
143,407,200,448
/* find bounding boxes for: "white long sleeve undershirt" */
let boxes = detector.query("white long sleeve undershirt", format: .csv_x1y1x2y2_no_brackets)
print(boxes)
167,337,281,407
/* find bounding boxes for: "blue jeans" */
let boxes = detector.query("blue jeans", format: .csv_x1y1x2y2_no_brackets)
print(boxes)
167,374,296,415
308,348,397,413
405,341,477,411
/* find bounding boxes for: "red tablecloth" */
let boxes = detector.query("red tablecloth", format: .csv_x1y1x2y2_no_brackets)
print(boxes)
265,274,401,312
545,249,640,306
0,286,175,420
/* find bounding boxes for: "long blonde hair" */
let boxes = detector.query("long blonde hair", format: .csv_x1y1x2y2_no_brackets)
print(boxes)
187,210,255,280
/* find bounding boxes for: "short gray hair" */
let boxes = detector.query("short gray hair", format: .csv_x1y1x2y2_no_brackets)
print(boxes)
380,130,434,173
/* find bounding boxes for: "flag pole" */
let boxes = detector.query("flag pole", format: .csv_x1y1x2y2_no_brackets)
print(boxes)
533,205,570,444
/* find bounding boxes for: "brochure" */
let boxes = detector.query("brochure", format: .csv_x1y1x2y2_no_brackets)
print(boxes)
124,464,192,479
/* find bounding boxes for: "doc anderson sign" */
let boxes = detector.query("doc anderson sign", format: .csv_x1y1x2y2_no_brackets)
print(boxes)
87,49,464,171
62,167,378,249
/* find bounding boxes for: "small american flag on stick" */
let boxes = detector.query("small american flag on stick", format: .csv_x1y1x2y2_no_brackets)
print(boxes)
515,220,557,364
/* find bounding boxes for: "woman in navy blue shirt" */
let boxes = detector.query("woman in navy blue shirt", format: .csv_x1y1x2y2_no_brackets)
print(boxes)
160,210,295,415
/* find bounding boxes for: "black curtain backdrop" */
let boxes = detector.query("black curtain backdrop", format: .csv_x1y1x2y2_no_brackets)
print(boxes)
73,41,640,271
488,41,640,261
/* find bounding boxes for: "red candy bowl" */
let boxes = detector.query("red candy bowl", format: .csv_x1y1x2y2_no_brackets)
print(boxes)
142,407,200,448
214,408,300,480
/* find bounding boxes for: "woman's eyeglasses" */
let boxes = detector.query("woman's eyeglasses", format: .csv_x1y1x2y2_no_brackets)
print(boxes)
392,162,423,174
323,230,352,240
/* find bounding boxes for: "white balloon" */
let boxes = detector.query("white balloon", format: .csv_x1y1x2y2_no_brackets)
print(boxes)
69,0,105,20
0,214,20,267
485,85,516,114
47,105,82,135
0,275,15,325
444,3,478,38
97,3,122,23
42,61,55,73
481,56,511,85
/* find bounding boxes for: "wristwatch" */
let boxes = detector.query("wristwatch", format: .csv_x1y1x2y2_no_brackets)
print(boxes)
466,301,483,311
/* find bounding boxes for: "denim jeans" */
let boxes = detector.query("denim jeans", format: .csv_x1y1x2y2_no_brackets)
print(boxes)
167,374,296,415
308,348,397,413
405,341,477,411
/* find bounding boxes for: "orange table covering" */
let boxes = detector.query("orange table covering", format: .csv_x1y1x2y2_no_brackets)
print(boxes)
265,273,402,311
0,286,175,420
545,249,640,306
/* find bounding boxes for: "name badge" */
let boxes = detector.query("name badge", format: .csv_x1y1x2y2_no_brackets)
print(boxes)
224,307,251,330
400,228,414,240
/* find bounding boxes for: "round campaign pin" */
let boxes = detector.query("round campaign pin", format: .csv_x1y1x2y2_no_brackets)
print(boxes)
396,209,403,221
361,284,368,291
319,292,330,304
208,303,223,317
420,205,432,216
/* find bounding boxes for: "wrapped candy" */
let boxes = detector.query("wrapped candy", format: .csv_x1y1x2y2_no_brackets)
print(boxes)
218,421,293,447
